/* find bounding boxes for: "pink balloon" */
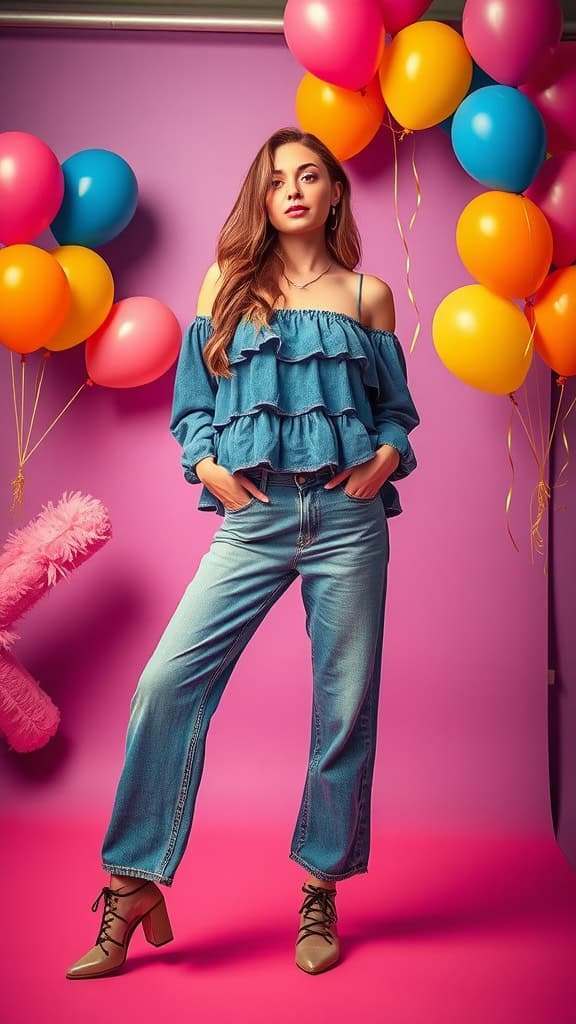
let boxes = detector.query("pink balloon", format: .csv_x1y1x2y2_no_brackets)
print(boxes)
525,153,576,269
375,0,432,36
462,0,563,86
284,0,385,92
0,131,64,245
85,297,181,388
520,43,576,154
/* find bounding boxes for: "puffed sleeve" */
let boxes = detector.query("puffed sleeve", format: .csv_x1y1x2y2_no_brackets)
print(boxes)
169,317,219,485
371,330,420,481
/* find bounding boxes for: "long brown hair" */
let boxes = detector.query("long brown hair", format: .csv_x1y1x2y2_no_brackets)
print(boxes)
203,127,362,379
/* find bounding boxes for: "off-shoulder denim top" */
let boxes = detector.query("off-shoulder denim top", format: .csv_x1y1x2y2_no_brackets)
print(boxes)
170,273,420,518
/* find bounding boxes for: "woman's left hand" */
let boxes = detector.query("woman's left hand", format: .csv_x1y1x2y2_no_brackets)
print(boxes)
323,445,401,498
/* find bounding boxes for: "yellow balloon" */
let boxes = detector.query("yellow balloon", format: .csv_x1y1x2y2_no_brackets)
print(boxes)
379,21,472,131
45,245,114,351
432,285,533,394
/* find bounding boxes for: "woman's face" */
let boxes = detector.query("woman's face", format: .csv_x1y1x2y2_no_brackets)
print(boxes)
265,142,341,235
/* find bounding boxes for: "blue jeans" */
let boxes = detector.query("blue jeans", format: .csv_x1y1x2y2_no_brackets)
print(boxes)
101,466,390,885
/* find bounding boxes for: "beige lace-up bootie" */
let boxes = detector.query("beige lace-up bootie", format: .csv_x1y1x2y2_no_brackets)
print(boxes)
66,879,173,979
295,882,340,974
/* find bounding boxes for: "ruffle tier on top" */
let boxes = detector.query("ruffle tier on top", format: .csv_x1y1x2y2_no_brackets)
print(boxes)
169,309,420,518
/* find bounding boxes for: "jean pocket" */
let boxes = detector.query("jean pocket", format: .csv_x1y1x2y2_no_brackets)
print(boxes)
341,485,380,504
223,494,257,514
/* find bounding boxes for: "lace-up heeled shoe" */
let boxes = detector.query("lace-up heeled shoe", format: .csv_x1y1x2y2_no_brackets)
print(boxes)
295,882,340,974
66,879,174,979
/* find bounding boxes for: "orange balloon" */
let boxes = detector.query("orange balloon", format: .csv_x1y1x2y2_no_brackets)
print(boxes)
0,243,71,353
295,73,385,161
531,266,576,377
456,192,553,299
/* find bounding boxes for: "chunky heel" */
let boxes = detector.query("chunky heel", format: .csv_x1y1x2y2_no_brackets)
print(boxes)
141,897,174,947
66,879,174,979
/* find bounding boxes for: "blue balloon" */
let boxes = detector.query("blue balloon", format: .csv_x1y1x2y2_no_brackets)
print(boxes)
438,62,496,136
451,85,546,193
51,148,138,247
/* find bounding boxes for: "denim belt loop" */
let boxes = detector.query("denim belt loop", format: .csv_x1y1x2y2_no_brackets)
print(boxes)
260,468,269,494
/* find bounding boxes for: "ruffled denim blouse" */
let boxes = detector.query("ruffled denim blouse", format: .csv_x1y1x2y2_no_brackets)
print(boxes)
169,308,420,518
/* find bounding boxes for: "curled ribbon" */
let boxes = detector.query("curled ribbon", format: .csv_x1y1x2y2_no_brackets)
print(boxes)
505,399,520,553
553,382,576,493
387,113,422,353
508,365,575,572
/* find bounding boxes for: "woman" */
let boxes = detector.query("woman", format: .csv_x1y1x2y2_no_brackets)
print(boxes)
67,127,420,980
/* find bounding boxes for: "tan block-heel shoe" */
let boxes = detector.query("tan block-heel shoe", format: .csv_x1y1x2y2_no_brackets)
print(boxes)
66,879,174,979
295,882,340,974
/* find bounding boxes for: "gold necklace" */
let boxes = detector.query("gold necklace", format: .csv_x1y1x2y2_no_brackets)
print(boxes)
280,261,333,290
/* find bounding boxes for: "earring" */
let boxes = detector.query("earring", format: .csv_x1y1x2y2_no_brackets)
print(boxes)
329,205,338,230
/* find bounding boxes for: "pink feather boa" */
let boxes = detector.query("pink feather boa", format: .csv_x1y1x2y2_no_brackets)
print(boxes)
0,491,112,648
0,491,112,752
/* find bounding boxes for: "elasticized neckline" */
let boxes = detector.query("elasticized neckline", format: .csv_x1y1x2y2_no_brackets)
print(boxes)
194,308,398,340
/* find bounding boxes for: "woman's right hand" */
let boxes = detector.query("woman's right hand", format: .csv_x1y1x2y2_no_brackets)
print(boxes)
195,457,269,510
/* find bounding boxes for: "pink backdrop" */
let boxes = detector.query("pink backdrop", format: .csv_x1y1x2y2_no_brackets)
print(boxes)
0,28,554,834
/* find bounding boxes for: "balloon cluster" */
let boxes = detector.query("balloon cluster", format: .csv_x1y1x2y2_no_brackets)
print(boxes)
432,0,576,396
284,0,574,396
0,131,182,511
0,131,180,388
285,0,472,161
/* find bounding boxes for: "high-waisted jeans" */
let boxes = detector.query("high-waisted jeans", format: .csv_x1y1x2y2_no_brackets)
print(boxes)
101,465,390,885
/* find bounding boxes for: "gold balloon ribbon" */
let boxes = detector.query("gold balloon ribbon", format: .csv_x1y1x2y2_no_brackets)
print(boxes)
25,351,51,455
508,390,541,554
23,376,92,463
387,112,422,353
544,376,568,469
529,477,551,573
8,349,93,517
522,305,537,362
509,366,573,571
9,352,29,515
508,388,546,568
551,378,576,492
509,391,541,466
515,299,552,570
534,323,547,460
407,130,422,234
526,372,550,573
505,398,520,552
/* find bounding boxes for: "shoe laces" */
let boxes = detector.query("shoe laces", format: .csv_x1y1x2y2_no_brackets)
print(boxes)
91,881,149,956
297,883,338,946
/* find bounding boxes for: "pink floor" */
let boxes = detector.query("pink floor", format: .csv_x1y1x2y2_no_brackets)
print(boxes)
1,817,575,1023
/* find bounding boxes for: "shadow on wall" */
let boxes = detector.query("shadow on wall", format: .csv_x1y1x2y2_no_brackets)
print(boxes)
549,374,576,869
0,563,145,782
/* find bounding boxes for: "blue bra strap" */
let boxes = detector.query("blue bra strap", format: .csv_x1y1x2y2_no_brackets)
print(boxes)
357,273,364,321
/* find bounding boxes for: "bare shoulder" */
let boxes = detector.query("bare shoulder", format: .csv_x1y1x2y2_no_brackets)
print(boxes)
196,260,224,317
360,273,396,332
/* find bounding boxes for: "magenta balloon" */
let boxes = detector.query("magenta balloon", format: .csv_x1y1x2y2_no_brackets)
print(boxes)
520,43,576,154
0,131,64,245
85,296,181,388
283,0,386,92
375,0,433,36
525,153,576,269
462,0,563,86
